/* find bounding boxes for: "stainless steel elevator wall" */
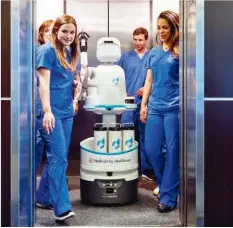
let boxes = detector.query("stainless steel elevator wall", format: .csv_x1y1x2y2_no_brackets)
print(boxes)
180,0,202,226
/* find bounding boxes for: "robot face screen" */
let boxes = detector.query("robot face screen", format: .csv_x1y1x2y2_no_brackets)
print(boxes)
96,37,121,62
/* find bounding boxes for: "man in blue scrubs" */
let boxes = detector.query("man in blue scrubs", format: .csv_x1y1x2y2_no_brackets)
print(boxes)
116,27,153,180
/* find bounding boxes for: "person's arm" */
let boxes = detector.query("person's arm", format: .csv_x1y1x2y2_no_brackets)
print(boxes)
140,69,153,123
37,68,51,113
141,69,153,108
36,45,55,133
73,71,81,115
37,67,55,133
73,71,81,101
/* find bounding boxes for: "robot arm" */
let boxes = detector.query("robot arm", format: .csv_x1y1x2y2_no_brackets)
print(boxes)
77,30,90,101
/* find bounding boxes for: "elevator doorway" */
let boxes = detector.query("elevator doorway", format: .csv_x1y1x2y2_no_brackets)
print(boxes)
35,0,181,226
6,0,199,226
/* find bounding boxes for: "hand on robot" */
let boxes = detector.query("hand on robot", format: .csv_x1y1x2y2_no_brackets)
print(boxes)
136,87,144,97
75,80,83,100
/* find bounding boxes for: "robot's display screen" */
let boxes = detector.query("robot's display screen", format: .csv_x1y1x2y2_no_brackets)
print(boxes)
104,41,113,43
106,188,114,193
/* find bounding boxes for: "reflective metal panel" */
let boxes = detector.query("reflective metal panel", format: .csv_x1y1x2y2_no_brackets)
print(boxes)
179,1,187,225
180,0,201,226
186,1,197,226
109,0,151,52
196,0,204,226
11,0,34,226
66,0,108,67
0,2,1,227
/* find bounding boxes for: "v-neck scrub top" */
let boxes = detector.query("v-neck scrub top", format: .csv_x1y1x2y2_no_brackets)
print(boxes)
36,42,76,118
146,46,179,114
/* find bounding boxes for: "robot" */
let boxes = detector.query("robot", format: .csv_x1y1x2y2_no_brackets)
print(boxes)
78,35,139,205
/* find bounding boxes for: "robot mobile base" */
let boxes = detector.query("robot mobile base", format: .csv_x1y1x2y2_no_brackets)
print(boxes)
80,137,139,205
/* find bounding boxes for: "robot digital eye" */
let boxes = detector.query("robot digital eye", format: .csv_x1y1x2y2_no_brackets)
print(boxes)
104,41,113,43
107,108,111,110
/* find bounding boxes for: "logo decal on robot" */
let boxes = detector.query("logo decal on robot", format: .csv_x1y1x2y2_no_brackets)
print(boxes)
97,138,105,149
89,158,94,163
112,76,120,86
125,137,133,148
112,138,120,149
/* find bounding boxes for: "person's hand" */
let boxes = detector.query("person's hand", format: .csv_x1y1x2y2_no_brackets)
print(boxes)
75,80,82,100
136,87,144,97
140,106,147,123
73,72,81,86
43,111,55,134
73,100,79,115
73,78,80,86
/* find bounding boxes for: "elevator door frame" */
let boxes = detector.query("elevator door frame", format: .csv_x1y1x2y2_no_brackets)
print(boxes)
12,0,201,226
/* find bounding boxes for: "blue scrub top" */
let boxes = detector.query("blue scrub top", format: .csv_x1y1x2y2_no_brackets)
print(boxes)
146,45,179,114
116,50,150,108
36,42,79,118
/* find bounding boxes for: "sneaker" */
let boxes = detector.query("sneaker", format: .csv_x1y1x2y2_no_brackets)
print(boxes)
36,201,53,210
54,210,75,221
157,203,177,213
142,173,154,181
153,186,160,196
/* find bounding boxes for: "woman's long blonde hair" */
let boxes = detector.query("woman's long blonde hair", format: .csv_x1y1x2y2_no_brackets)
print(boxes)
51,14,79,72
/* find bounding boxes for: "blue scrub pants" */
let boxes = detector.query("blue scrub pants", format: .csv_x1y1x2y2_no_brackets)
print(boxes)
36,115,73,216
145,111,180,207
35,130,44,176
121,109,152,174
35,115,49,204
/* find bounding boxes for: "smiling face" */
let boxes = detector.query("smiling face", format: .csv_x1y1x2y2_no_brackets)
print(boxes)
157,18,172,43
56,23,76,47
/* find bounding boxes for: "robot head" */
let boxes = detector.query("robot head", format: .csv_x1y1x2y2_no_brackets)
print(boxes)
96,37,121,63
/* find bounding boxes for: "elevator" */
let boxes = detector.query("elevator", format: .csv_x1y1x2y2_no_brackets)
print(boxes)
1,0,204,227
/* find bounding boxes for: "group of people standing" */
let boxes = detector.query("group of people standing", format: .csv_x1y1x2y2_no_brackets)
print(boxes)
35,10,180,222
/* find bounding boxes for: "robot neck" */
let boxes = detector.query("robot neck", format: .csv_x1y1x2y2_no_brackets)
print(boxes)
103,62,114,65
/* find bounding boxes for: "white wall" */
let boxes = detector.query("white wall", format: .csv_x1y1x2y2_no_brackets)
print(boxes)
153,0,179,20
36,0,64,30
152,0,179,43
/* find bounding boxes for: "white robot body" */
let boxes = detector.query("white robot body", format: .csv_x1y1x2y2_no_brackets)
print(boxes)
80,37,138,205
84,37,136,113
96,64,126,106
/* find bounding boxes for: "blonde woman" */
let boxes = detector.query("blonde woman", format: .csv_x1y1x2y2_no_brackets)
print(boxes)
35,14,80,221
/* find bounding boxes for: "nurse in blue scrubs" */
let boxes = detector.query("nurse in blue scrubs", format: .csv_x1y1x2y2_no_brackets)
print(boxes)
35,14,80,221
35,19,53,185
116,27,153,181
140,11,180,213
